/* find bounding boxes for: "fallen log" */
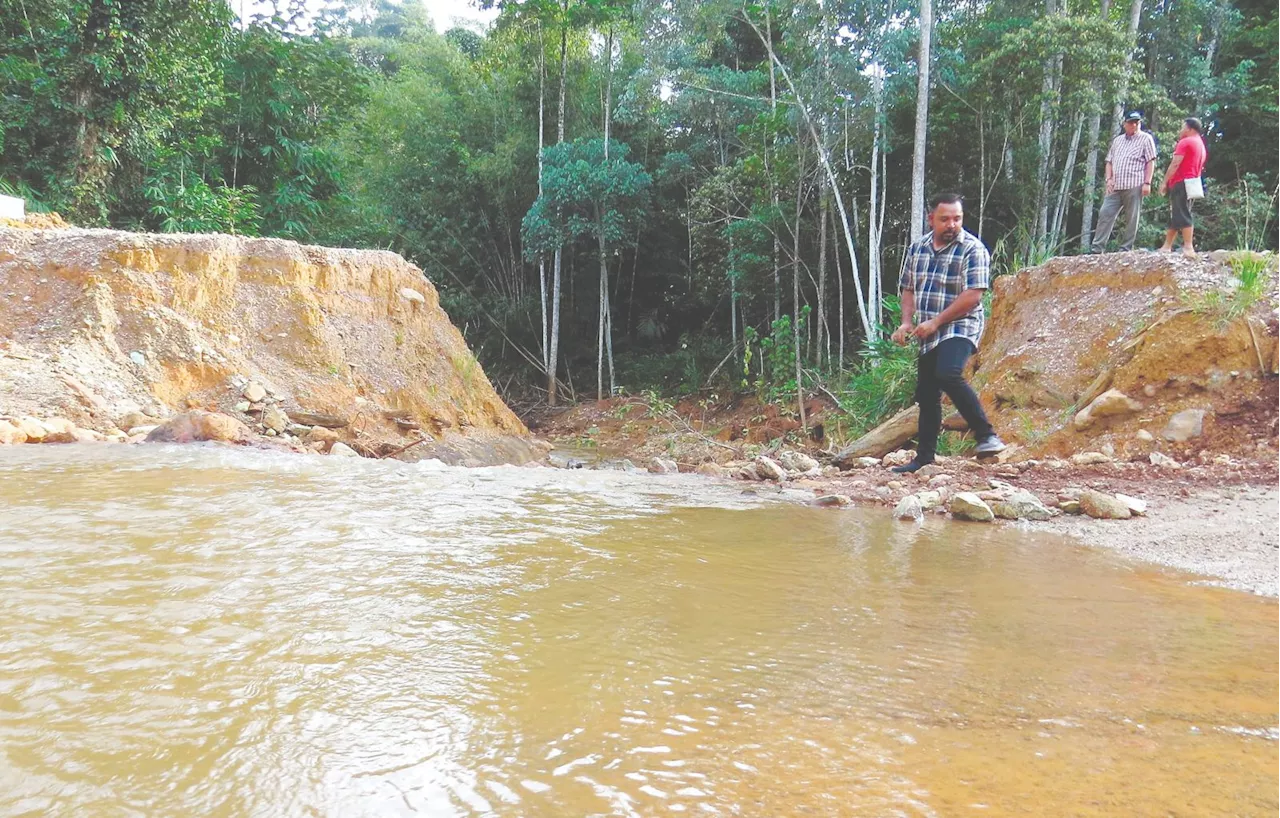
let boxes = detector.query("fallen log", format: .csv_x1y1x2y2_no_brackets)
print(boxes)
833,406,919,466
286,410,349,429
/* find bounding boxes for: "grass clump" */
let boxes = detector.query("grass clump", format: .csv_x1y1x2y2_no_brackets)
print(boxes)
1182,252,1276,327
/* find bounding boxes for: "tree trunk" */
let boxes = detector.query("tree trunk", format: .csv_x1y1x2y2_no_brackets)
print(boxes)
833,204,844,369
597,27,615,400
766,8,781,324
547,20,569,406
909,0,932,240
1051,112,1085,248
1034,0,1063,254
816,186,829,368
1081,0,1114,251
792,140,807,432
537,31,549,377
869,82,884,325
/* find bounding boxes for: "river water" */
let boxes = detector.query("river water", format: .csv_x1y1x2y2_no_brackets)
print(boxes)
0,446,1275,817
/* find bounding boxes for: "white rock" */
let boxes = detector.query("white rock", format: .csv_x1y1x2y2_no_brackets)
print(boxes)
329,442,361,458
1070,451,1113,466
778,450,821,474
399,287,426,304
233,401,251,413
1080,490,1132,520
990,490,1054,521
894,495,924,521
1135,429,1155,443
262,405,289,434
1115,493,1147,516
242,382,267,403
753,456,787,482
648,457,679,474
129,351,146,366
1149,451,1181,469
1163,409,1207,442
126,424,159,437
882,449,917,467
915,490,943,510
949,492,994,522
927,474,953,487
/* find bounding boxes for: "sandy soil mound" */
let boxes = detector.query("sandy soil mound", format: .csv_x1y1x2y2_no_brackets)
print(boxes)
976,250,1278,462
0,225,542,464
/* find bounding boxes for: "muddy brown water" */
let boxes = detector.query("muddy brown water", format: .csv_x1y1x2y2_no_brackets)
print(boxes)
0,446,1275,817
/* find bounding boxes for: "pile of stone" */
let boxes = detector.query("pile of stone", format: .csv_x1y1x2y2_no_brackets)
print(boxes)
0,372,366,457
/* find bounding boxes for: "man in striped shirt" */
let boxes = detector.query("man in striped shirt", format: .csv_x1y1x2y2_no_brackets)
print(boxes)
890,193,1005,473
1089,111,1157,252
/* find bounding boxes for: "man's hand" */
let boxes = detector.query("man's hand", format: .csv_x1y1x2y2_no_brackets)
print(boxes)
911,318,940,341
891,323,913,346
1142,182,1152,196
1158,180,1167,195
1105,178,1115,195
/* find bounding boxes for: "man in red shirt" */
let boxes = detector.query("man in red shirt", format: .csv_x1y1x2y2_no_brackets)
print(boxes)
1158,117,1207,257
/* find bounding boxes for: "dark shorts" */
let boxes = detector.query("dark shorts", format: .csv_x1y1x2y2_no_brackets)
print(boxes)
1168,181,1194,229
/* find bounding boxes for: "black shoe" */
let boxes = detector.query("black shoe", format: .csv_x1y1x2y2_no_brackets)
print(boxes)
890,459,934,474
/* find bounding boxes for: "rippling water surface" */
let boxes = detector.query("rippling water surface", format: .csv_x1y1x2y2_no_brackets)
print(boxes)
0,445,1275,817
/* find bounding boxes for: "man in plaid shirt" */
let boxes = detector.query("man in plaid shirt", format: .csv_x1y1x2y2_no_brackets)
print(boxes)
890,192,1005,473
1089,111,1157,252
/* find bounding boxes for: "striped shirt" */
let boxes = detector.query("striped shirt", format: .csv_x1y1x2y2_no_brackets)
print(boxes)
900,229,991,355
1106,131,1157,190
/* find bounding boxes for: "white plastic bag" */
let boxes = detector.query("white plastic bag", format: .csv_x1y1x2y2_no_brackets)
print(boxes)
1183,177,1205,200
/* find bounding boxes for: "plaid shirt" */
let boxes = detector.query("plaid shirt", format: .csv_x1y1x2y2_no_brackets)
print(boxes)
900,228,991,355
1106,131,1157,191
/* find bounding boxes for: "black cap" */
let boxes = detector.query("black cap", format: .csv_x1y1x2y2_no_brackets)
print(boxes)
1125,111,1143,122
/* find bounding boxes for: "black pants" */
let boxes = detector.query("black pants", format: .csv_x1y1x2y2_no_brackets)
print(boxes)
915,337,994,461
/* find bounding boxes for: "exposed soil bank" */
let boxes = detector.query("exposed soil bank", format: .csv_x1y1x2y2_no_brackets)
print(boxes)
0,223,545,464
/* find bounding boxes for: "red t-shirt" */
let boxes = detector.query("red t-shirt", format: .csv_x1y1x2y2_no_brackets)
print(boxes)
1169,135,1206,185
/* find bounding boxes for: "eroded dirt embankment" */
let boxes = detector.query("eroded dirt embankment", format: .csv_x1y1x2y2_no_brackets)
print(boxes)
0,224,544,464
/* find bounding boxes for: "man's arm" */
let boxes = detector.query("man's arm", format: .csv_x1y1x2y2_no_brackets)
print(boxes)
892,287,916,346
1142,158,1155,195
1104,160,1115,194
1159,154,1185,195
911,289,984,341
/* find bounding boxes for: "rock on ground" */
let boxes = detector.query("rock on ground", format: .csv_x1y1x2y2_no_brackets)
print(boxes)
1163,408,1207,442
894,495,924,521
812,494,851,507
329,442,362,458
778,450,821,473
1070,451,1113,466
648,457,679,474
1149,451,1181,468
0,420,26,444
753,456,788,482
145,411,250,444
1073,389,1143,430
950,492,994,522
1079,489,1132,520
989,490,1054,521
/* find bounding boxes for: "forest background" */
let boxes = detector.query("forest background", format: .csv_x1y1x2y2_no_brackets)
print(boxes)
2,0,1275,435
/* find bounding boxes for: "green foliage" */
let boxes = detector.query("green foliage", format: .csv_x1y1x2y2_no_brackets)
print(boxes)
522,138,652,258
143,145,260,234
1181,251,1276,326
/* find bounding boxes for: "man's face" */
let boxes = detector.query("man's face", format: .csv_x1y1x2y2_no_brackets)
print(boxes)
1124,119,1140,135
929,202,964,243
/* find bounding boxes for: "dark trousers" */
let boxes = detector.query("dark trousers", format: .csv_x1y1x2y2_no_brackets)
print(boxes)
916,337,994,461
